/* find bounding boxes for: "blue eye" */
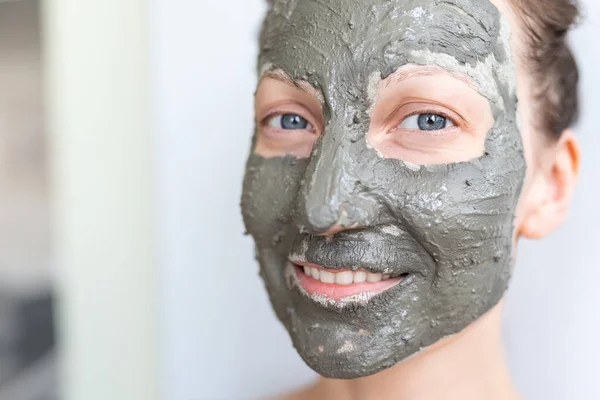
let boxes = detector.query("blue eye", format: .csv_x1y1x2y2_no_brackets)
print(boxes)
399,113,455,131
268,114,312,130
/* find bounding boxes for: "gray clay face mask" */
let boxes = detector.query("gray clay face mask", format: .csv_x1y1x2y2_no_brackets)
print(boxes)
241,0,526,379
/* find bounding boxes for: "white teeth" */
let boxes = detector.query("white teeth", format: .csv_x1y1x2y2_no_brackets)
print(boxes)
311,267,320,280
301,266,390,285
320,270,335,284
353,271,367,283
335,271,354,285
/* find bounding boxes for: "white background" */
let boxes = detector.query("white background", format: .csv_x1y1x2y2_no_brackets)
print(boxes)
151,1,600,399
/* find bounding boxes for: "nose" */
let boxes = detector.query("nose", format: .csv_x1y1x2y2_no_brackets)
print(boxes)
294,123,376,236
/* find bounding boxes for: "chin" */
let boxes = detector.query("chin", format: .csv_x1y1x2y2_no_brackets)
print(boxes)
258,254,509,380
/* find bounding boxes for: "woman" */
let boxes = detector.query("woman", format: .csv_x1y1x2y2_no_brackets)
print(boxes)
241,0,581,398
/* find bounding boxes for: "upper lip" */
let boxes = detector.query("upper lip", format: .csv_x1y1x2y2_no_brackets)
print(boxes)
288,227,433,277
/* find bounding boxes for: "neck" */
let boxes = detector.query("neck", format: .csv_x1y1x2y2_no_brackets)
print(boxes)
309,301,520,400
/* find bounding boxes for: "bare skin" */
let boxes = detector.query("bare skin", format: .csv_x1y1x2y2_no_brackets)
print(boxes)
257,0,580,398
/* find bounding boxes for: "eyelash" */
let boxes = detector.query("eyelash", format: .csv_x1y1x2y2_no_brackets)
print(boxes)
392,109,460,135
261,111,316,133
259,107,461,137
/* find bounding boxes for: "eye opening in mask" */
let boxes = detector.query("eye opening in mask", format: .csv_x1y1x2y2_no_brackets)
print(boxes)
368,66,495,165
254,70,324,158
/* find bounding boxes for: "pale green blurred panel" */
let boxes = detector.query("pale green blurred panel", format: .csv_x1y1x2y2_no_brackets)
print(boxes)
42,0,159,399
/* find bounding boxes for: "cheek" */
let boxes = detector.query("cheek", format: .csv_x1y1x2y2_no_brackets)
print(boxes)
512,106,545,239
511,66,544,237
241,155,308,248
513,173,536,238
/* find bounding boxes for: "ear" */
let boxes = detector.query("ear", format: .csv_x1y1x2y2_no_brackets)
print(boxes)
520,130,580,239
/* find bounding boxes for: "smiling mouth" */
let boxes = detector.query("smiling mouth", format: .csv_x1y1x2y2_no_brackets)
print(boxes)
289,261,410,303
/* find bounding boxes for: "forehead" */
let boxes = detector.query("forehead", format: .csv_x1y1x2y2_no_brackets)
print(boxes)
259,0,509,96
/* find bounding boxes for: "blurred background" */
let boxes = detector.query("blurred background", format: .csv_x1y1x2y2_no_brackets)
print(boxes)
0,0,598,399
0,0,55,399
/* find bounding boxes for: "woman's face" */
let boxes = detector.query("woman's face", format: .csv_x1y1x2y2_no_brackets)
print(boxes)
242,0,566,379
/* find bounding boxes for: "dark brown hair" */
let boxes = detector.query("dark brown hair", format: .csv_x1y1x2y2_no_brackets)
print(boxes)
509,0,581,139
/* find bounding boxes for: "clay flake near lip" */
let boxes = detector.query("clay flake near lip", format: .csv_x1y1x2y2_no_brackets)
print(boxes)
242,0,526,379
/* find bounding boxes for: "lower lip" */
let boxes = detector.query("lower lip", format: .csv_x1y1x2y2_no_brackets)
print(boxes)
292,264,405,302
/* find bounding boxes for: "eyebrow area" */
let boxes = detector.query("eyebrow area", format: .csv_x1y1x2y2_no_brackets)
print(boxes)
260,69,324,104
381,65,479,92
260,65,480,106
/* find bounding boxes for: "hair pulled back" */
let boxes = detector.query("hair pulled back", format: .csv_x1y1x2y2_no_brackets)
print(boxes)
509,0,580,138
